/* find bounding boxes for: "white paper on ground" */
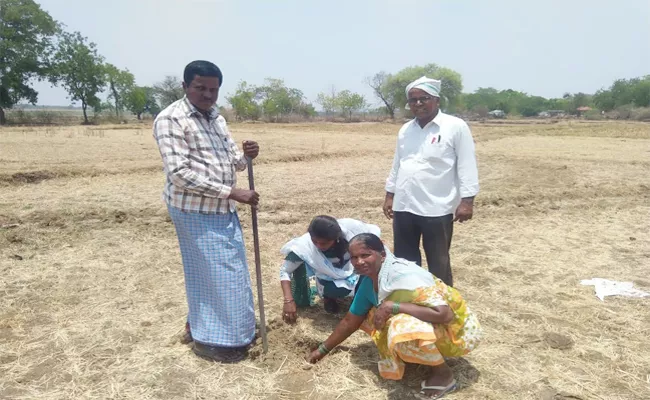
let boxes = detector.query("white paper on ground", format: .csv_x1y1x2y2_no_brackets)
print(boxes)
580,278,650,301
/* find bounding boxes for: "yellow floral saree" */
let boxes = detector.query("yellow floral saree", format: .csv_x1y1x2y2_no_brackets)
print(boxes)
360,257,481,380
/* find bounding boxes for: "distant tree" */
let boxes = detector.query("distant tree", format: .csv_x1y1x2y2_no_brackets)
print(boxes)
0,0,60,124
631,77,650,108
153,76,184,108
462,88,559,117
125,86,159,119
144,87,161,116
518,96,549,117
226,81,261,121
368,64,463,117
316,88,337,116
335,90,367,121
96,101,115,115
571,92,591,110
463,88,532,115
298,102,317,118
104,64,135,118
226,79,314,122
592,76,650,112
463,87,500,112
556,92,593,114
258,78,302,120
546,97,569,111
50,31,106,124
593,89,616,112
495,89,529,114
393,64,463,113
256,78,315,121
473,105,489,118
365,72,398,119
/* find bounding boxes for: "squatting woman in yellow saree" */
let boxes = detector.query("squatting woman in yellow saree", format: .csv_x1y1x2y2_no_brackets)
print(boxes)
306,233,482,399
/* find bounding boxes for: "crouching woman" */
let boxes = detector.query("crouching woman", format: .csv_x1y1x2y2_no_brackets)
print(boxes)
307,233,482,399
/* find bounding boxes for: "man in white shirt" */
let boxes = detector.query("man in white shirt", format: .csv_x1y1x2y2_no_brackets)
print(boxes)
383,76,479,287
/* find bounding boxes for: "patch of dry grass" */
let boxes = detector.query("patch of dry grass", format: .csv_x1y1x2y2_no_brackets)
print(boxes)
1,121,649,399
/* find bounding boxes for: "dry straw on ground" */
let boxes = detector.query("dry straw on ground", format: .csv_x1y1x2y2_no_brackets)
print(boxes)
1,120,649,399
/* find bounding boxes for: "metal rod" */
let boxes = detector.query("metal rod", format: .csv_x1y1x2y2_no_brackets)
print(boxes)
247,157,268,353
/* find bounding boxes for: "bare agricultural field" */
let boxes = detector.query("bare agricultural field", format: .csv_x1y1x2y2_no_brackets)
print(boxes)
1,120,649,400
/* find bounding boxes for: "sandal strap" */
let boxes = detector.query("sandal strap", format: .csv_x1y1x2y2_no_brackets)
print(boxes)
421,385,450,391
420,379,457,391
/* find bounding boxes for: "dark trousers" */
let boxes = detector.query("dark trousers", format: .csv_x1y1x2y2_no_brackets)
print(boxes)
318,278,352,299
393,211,454,287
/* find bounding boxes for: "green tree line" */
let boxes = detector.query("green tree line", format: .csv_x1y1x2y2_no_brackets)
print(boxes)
2,0,648,125
458,77,650,118
227,78,316,122
1,0,161,124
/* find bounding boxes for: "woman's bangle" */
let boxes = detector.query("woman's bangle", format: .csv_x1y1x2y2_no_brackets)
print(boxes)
392,301,401,315
284,298,295,304
317,342,330,355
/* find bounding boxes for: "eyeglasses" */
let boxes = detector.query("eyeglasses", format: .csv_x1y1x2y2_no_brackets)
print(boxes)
407,96,434,105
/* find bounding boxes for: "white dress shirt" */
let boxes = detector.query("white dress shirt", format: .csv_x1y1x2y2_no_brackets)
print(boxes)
385,111,479,217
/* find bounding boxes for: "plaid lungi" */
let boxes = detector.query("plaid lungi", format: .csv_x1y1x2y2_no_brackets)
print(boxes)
168,206,256,347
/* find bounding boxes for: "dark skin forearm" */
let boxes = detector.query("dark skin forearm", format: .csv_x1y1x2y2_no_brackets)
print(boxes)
455,196,475,222
307,312,366,363
280,280,293,300
322,312,365,350
383,192,395,219
281,280,297,323
374,301,454,329
398,302,454,324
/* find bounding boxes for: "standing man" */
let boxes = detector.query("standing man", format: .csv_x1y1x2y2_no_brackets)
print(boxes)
153,60,260,363
383,76,479,287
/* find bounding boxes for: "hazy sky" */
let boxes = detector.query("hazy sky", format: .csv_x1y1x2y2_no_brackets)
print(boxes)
31,0,650,107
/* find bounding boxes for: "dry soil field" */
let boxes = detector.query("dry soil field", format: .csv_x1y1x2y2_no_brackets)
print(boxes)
1,120,649,400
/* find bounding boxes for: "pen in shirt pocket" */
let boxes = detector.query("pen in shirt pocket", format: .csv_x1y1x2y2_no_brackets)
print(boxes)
431,134,441,144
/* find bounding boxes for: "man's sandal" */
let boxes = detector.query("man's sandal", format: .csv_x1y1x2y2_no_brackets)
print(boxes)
192,342,247,363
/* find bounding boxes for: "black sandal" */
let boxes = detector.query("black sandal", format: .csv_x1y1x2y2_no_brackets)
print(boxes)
192,342,247,363
323,297,340,313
